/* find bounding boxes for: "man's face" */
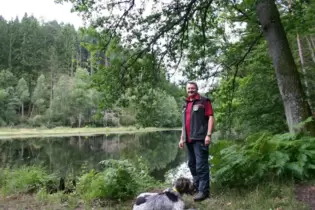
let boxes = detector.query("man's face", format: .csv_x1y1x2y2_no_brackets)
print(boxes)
186,83,197,97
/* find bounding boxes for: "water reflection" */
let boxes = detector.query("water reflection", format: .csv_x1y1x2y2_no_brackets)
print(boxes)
0,131,187,181
165,162,192,184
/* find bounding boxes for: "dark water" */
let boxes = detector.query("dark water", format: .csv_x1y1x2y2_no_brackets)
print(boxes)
0,130,189,182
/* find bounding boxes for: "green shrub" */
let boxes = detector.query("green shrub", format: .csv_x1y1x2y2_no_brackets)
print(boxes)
77,159,158,202
119,114,136,126
28,115,46,127
0,166,55,195
212,132,315,187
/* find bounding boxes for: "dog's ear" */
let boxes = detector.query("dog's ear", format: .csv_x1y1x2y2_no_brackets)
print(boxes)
165,191,179,202
135,194,151,206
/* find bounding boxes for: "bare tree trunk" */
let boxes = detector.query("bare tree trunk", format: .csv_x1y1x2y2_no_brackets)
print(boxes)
306,36,315,64
90,53,93,75
8,35,12,70
22,33,26,72
71,54,74,77
28,81,33,117
297,34,305,67
79,46,82,67
296,33,313,112
30,105,34,118
256,0,315,135
50,68,54,108
76,52,80,69
78,114,82,128
21,103,24,118
311,36,315,53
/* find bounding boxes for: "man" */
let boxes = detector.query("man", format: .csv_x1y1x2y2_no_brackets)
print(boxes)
178,81,214,202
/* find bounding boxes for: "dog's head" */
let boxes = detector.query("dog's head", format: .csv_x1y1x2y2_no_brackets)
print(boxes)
174,177,195,195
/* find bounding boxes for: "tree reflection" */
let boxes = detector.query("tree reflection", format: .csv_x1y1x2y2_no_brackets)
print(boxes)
0,131,185,181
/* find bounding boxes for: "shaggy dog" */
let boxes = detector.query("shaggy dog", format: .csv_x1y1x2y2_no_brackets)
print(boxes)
132,177,195,210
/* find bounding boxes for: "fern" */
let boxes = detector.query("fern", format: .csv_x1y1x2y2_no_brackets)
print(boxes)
212,132,315,187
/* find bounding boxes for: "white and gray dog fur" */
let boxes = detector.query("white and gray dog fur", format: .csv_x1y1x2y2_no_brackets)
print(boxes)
132,177,195,210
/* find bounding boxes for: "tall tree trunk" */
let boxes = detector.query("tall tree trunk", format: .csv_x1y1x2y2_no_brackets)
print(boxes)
49,47,57,108
76,52,80,69
79,46,82,67
78,113,82,128
297,34,305,68
311,36,315,53
21,103,24,118
90,53,93,75
306,36,315,64
256,0,315,135
50,68,54,108
71,54,74,77
22,33,26,72
30,105,34,118
28,81,33,117
296,33,313,112
8,35,12,70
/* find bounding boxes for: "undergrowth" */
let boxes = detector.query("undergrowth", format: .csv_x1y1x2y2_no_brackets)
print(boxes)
76,159,160,202
211,132,315,187
0,166,56,195
0,158,161,206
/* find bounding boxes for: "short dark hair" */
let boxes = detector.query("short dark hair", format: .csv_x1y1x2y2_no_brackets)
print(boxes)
186,81,198,90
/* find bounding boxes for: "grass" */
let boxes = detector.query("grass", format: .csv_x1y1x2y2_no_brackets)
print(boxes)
0,182,311,210
0,126,181,139
184,182,309,210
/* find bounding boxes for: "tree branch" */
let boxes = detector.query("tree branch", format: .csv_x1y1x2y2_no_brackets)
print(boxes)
100,0,136,52
119,0,205,84
231,3,260,25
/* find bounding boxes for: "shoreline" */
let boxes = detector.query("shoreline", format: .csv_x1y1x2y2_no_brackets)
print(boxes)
0,126,181,139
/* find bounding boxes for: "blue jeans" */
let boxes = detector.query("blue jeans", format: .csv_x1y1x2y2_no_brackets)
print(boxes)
186,141,210,194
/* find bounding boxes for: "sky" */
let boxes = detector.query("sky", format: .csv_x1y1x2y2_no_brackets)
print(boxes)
0,0,83,29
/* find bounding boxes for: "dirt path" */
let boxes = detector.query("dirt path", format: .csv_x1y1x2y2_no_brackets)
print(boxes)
295,184,315,210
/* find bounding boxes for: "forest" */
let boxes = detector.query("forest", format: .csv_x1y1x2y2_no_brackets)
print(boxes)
0,14,183,129
1,0,315,140
2,0,312,139
1,0,315,209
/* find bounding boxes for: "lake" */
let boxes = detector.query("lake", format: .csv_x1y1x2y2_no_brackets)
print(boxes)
0,130,191,183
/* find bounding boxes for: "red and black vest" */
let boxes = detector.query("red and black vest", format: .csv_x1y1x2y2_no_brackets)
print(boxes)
182,96,210,141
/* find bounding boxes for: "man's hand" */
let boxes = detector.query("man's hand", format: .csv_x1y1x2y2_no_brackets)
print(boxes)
178,139,185,149
205,135,211,146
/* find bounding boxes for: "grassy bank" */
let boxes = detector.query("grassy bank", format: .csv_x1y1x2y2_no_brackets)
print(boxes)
0,182,310,210
0,162,312,209
185,183,309,210
0,126,181,139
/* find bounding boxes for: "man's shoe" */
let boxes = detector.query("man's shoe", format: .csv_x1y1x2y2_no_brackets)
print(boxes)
193,192,209,202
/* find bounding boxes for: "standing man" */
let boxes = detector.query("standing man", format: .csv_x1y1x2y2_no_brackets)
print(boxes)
179,81,214,202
